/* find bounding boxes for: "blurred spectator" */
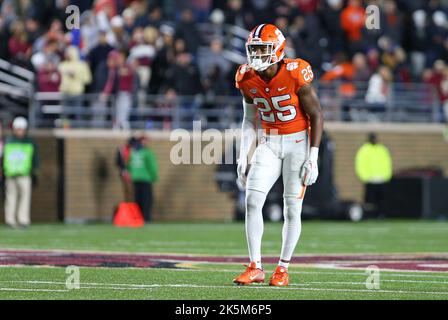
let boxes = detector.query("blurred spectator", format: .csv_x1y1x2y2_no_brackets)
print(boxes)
424,60,448,122
32,19,65,55
296,0,319,14
175,8,201,55
366,47,380,73
321,52,356,98
148,24,176,94
166,53,202,95
31,39,60,71
189,0,212,23
208,8,226,39
426,11,448,68
122,7,136,35
223,0,250,29
128,134,159,223
90,49,118,127
129,26,158,90
365,65,393,105
80,10,100,57
198,37,231,80
409,10,429,79
116,136,136,202
173,37,188,56
340,0,366,55
322,51,376,120
101,50,138,130
108,15,130,51
94,0,117,22
377,35,408,81
37,55,61,125
8,20,32,68
165,52,203,126
153,88,178,129
2,117,39,228
58,46,92,122
289,14,323,68
1,0,18,27
202,65,231,125
249,0,274,24
273,0,301,23
37,56,61,92
135,4,164,29
24,16,43,44
0,16,9,59
320,0,345,55
352,52,371,82
382,0,404,46
87,30,114,90
355,133,393,218
442,69,448,123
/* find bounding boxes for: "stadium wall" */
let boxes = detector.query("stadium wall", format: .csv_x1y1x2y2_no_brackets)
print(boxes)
326,123,448,203
1,124,447,223
59,130,235,222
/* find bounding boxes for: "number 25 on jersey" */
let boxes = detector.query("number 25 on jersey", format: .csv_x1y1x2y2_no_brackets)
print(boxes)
254,94,296,123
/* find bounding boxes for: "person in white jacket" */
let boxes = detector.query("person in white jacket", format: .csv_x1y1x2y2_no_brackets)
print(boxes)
365,65,392,105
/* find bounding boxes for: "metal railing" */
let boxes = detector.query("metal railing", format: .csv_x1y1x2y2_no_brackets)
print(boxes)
0,58,35,122
29,81,442,129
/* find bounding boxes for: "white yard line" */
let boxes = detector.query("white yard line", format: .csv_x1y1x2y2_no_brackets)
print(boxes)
1,280,448,296
0,288,68,292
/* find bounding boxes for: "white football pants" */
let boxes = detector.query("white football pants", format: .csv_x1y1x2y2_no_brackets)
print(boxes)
245,130,309,265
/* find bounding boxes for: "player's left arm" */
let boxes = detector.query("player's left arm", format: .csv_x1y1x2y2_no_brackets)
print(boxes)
298,83,324,186
298,83,323,148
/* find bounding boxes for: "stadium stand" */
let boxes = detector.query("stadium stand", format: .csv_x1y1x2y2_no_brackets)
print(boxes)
0,0,447,128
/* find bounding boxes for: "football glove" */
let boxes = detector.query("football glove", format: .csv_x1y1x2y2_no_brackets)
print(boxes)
236,158,248,191
300,147,319,186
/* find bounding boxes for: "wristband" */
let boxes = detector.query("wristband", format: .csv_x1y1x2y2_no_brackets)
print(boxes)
309,147,319,162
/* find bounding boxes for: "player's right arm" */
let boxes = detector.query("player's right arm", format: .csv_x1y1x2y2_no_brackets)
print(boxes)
236,91,257,190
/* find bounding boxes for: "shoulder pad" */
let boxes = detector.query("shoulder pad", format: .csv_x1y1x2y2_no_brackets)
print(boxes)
235,64,252,85
284,58,313,86
283,58,305,74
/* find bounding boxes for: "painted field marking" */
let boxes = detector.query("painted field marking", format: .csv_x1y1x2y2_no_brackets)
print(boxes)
0,288,69,292
3,264,448,279
6,278,448,287
2,280,448,296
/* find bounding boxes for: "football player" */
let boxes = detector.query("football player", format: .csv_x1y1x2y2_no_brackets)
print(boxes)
233,24,323,286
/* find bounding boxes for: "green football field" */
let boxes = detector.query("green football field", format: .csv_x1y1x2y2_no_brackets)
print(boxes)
0,220,448,300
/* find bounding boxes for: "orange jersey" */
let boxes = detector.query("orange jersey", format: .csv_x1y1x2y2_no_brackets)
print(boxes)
235,58,314,135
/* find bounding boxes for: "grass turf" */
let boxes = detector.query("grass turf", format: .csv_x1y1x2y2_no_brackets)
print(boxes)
0,220,447,300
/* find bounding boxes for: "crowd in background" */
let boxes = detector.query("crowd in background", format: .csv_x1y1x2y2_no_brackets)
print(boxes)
1,0,448,127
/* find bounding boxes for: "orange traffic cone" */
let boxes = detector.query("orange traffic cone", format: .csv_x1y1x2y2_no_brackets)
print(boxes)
113,202,145,227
